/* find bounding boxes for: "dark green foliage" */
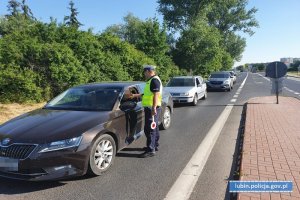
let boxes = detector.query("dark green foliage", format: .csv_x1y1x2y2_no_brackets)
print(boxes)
288,61,300,72
0,6,177,103
158,0,258,72
64,1,83,29
104,13,181,82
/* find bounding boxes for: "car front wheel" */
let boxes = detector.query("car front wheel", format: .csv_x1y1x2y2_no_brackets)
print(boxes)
159,107,171,130
88,134,116,175
192,94,198,106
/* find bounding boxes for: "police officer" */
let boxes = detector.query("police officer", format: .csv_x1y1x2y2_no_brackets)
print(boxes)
129,65,162,158
141,65,162,158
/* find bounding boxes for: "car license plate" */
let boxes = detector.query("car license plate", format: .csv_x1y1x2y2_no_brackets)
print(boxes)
0,157,19,171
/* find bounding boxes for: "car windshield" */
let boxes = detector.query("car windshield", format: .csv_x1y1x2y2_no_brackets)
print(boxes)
44,87,122,111
210,73,230,78
166,78,195,87
226,71,234,76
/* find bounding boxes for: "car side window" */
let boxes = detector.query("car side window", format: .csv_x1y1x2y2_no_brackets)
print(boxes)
196,78,200,86
121,87,141,104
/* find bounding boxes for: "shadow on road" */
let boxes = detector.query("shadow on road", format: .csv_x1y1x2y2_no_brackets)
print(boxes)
116,147,145,158
0,177,65,195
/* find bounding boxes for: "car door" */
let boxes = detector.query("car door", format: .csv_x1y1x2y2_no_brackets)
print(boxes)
195,77,203,98
119,86,144,144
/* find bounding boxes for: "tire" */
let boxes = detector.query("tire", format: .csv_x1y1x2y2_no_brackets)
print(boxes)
201,90,207,100
192,94,198,106
88,134,116,175
159,107,171,130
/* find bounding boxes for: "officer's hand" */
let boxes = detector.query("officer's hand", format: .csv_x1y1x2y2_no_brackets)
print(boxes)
151,107,157,116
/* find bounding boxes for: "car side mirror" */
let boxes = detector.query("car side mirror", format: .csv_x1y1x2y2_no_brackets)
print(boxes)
119,101,137,111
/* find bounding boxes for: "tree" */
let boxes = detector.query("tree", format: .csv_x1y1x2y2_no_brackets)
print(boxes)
223,32,246,62
207,0,258,36
21,0,35,20
64,1,83,29
288,61,300,71
158,0,259,64
104,14,181,82
158,0,258,34
158,0,212,31
7,0,21,17
172,20,225,76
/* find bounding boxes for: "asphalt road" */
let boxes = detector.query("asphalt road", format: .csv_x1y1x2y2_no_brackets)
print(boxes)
0,72,299,200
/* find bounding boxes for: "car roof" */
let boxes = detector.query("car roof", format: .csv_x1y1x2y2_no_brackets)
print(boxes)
171,76,201,79
211,72,230,74
73,81,143,89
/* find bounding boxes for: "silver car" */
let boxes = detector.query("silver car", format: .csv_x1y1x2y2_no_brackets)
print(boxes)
206,72,234,92
164,76,207,106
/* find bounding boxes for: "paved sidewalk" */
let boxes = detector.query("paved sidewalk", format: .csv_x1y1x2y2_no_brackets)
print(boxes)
238,96,300,200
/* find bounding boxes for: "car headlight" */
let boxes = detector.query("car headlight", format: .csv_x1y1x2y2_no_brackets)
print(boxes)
224,80,230,84
39,136,83,153
180,92,190,96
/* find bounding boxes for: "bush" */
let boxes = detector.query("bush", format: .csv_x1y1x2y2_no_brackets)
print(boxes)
0,66,44,103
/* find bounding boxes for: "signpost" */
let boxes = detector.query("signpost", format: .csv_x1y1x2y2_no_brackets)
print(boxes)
266,62,287,104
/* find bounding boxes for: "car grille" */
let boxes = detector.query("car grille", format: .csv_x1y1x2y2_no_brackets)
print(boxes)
0,144,36,159
210,81,223,85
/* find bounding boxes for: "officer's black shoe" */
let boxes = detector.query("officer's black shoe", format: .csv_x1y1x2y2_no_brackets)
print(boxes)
155,147,159,151
139,151,155,158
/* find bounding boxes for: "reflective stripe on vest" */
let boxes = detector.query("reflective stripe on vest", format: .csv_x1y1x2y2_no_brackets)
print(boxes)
142,76,162,107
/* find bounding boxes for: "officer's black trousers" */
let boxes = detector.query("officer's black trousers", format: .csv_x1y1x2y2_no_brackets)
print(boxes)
144,107,161,152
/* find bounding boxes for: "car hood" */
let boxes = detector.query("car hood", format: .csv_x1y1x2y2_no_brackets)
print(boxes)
164,87,195,94
208,78,226,82
0,109,111,144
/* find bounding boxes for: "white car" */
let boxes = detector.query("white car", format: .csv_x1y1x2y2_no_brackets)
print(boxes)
224,71,237,84
164,76,207,106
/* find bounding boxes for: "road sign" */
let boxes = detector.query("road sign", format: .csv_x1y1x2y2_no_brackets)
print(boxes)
271,78,283,94
266,62,287,78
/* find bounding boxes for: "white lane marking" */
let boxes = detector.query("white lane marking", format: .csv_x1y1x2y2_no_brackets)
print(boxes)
233,95,238,98
164,105,234,200
230,99,237,102
295,92,300,95
164,73,248,200
287,77,300,82
236,92,240,95
257,73,270,81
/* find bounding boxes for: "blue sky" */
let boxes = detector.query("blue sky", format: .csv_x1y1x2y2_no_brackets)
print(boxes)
0,0,299,67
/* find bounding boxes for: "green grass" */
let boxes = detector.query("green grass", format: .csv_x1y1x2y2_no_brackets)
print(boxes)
287,71,300,77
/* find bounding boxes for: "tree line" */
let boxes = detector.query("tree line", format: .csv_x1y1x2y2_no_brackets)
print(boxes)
0,0,258,103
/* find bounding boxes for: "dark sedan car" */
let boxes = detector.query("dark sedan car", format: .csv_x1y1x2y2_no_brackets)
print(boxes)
0,82,173,181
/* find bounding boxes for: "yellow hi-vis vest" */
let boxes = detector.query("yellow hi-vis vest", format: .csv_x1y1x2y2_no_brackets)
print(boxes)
142,76,162,107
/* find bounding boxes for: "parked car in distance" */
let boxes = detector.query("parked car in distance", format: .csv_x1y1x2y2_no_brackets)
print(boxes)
224,71,237,84
164,76,207,106
0,82,173,181
206,72,234,91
